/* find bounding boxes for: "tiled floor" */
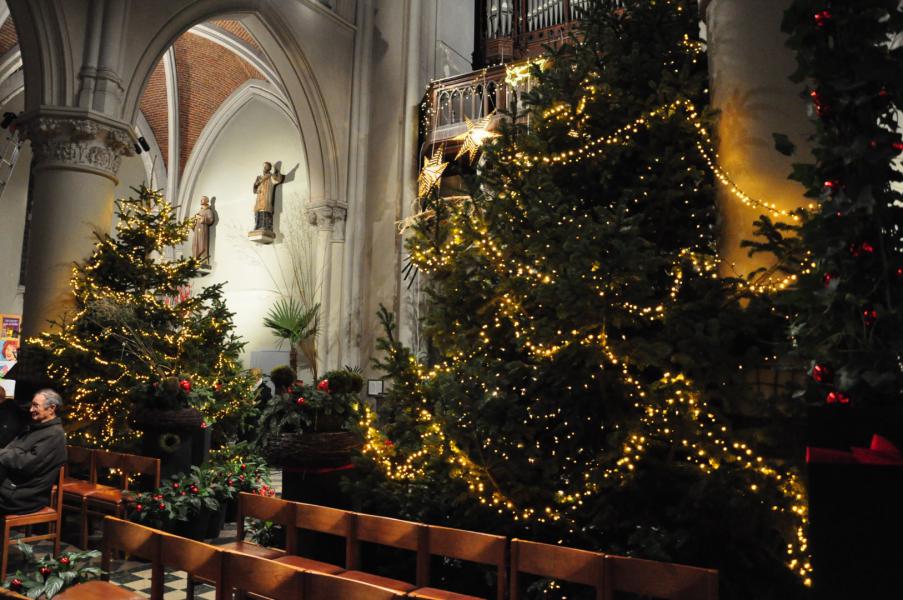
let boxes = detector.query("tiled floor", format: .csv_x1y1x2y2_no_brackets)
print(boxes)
6,470,283,598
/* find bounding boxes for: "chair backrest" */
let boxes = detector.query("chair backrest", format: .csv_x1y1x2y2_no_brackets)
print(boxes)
51,466,65,514
426,524,507,600
510,539,605,600
158,532,224,600
102,517,162,598
222,551,302,599
235,492,296,551
606,554,718,600
93,450,160,490
65,445,94,482
292,501,354,565
348,512,427,583
303,570,405,600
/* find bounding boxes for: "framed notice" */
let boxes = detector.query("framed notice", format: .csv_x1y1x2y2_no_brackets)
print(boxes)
0,314,20,382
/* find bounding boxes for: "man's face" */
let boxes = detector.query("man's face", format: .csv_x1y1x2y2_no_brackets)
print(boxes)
30,394,55,423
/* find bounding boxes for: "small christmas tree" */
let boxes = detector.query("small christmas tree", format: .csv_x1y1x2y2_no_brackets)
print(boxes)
30,186,248,447
353,1,809,598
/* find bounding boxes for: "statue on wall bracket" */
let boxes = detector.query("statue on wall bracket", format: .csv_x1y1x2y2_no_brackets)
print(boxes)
192,195,215,271
248,161,285,244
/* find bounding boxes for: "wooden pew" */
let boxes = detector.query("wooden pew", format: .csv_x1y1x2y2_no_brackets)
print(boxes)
272,500,350,574
341,512,428,594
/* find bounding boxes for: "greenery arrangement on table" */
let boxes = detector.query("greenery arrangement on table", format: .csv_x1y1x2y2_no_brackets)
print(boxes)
2,544,102,599
349,1,810,599
24,186,253,448
254,367,363,467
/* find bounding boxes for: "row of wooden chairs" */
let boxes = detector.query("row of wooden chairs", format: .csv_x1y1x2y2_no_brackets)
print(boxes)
62,445,161,549
57,517,405,600
223,492,718,600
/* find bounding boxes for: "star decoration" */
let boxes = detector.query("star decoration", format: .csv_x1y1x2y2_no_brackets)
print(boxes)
454,115,498,163
418,145,448,199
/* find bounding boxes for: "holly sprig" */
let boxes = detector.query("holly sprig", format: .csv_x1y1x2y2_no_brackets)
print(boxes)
2,543,102,599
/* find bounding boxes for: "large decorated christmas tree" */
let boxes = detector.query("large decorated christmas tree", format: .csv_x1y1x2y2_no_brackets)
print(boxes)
30,186,248,447
354,1,809,598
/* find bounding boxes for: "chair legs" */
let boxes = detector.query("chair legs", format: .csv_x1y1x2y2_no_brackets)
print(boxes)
81,499,89,549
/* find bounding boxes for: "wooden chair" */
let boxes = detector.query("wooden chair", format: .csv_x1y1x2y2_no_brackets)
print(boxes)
408,525,507,600
221,551,303,600
606,554,718,600
61,446,117,549
0,466,65,580
83,451,160,547
223,492,296,559
303,570,406,600
158,530,225,600
341,512,428,594
65,516,163,600
272,501,351,574
509,539,606,600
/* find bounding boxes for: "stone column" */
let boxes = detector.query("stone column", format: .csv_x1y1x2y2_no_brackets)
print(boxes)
307,203,347,373
17,109,134,339
703,0,813,277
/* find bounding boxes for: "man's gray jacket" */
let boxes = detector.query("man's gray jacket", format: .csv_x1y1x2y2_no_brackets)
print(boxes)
0,417,66,515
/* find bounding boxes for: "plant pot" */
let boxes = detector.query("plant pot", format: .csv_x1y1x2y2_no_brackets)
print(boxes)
205,503,227,540
174,507,216,540
261,431,362,468
224,497,238,523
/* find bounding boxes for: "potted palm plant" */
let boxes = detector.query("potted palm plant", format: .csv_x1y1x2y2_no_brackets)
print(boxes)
263,297,320,380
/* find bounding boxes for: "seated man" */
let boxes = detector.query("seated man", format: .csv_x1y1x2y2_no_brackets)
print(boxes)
0,387,21,448
0,389,67,515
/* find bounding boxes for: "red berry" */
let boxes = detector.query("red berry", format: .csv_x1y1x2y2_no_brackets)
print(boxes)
59,556,70,566
812,364,831,384
813,10,831,26
159,502,166,510
10,578,21,589
240,464,247,470
200,421,208,429
317,379,330,392
136,503,143,511
40,566,51,576
893,142,903,152
863,308,878,326
826,391,850,405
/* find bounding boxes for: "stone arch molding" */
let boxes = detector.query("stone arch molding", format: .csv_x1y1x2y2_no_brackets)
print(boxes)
123,1,340,211
177,79,299,221
8,0,341,211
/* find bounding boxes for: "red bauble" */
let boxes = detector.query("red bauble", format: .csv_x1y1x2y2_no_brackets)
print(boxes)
296,397,306,406
317,379,330,393
826,391,850,405
863,308,878,326
812,364,832,383
179,379,191,392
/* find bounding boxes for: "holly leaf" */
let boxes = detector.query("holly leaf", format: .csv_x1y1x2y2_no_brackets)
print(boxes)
772,133,796,156
43,575,64,599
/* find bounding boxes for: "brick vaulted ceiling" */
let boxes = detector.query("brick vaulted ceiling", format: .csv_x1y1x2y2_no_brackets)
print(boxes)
139,20,267,176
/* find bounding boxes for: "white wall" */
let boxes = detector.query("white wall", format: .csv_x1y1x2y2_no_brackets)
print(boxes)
180,94,308,370
0,91,28,316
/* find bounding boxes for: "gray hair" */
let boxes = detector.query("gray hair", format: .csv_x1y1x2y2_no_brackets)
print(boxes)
36,389,63,412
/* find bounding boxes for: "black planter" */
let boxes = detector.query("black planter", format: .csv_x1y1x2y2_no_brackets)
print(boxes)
807,406,903,599
205,504,227,540
174,507,217,540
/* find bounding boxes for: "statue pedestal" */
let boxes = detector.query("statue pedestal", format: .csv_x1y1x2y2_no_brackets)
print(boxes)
248,229,276,244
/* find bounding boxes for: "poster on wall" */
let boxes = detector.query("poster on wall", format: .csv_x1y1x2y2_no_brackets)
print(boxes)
0,314,20,379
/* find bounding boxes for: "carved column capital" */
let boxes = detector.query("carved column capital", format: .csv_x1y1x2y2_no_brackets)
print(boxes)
306,203,348,241
16,109,135,182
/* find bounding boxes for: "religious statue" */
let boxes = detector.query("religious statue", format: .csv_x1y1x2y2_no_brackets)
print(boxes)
192,196,215,266
251,161,285,234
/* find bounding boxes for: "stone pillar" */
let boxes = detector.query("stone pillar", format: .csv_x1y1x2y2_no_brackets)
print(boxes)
703,0,813,277
17,109,134,339
307,203,347,373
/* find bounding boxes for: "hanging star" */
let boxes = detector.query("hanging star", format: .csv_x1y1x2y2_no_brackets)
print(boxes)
418,145,448,199
454,115,498,163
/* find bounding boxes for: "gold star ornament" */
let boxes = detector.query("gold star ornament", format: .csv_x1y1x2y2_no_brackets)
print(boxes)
418,145,448,199
454,115,498,163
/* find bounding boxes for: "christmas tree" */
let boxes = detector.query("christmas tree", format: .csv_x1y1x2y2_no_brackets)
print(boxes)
758,0,903,408
30,186,248,447
353,1,809,598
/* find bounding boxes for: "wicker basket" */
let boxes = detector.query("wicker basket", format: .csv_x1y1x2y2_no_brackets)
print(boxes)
130,407,204,431
262,431,362,467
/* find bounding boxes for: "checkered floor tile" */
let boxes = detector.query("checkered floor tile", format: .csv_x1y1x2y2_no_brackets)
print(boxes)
6,469,283,597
